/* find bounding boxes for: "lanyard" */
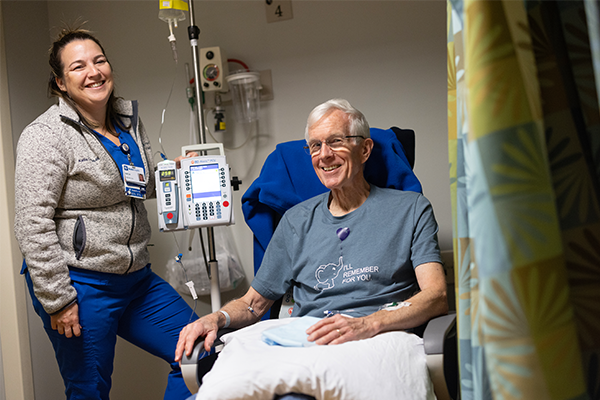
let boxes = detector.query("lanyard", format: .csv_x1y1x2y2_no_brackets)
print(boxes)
120,143,134,166
119,142,146,199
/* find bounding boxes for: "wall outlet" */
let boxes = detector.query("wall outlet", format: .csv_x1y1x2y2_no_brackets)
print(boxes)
258,69,274,101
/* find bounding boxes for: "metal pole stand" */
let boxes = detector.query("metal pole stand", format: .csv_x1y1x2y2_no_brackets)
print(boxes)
187,0,221,311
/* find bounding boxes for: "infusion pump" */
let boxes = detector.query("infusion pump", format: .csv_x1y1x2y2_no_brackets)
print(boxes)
156,144,235,232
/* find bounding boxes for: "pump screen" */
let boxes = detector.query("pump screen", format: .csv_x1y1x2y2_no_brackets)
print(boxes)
190,164,221,200
160,169,176,181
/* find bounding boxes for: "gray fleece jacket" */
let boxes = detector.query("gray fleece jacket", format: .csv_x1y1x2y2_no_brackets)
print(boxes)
14,98,156,315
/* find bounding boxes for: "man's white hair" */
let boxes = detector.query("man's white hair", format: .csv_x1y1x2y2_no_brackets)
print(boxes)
304,99,370,142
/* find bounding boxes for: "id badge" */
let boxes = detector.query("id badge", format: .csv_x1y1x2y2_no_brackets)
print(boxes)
122,164,147,199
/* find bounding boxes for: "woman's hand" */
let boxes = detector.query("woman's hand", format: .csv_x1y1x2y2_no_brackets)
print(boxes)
173,152,199,168
306,314,378,345
50,302,82,338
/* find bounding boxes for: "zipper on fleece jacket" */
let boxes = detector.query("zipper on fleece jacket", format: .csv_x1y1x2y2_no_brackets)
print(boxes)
62,115,138,273
124,198,136,273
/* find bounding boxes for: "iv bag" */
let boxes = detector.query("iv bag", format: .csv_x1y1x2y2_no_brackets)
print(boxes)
159,0,188,27
165,227,245,297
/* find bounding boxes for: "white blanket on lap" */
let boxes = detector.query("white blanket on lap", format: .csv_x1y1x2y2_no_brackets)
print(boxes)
195,318,436,400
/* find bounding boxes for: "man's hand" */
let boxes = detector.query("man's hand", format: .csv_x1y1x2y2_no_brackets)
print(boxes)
306,262,448,346
175,314,220,362
306,314,378,345
50,302,81,338
175,289,274,362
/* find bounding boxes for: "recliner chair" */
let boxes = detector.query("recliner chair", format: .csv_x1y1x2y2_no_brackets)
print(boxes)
181,128,458,400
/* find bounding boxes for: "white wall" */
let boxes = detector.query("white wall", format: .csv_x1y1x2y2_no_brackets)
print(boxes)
3,1,449,398
1,2,44,399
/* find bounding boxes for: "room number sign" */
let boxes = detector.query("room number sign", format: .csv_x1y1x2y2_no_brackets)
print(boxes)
265,0,293,23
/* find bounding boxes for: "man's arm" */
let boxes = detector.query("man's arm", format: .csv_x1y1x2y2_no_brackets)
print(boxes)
306,262,448,345
175,287,275,361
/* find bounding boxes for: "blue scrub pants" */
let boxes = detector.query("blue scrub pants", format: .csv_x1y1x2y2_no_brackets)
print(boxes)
25,265,197,400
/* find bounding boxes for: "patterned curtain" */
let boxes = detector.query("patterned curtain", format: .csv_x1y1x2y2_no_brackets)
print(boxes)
447,1,600,399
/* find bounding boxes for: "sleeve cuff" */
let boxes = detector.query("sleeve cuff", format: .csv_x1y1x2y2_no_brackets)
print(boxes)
49,297,78,316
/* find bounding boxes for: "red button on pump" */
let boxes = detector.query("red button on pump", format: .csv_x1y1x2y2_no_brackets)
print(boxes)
223,201,230,207
167,212,174,219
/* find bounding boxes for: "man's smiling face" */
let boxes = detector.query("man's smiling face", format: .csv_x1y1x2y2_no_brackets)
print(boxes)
308,109,371,191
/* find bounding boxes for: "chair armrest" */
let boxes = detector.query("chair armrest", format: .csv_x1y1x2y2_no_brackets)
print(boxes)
423,312,456,355
422,312,457,400
180,328,234,393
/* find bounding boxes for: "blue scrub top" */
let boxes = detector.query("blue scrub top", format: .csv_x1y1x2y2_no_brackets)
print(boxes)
95,124,145,179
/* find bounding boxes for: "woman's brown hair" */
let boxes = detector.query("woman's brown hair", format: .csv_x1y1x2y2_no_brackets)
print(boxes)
48,26,128,133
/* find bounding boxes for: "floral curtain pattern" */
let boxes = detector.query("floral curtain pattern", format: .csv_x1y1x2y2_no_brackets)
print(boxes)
447,1,600,399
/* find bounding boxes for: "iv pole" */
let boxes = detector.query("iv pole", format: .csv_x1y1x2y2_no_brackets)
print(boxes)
186,0,222,312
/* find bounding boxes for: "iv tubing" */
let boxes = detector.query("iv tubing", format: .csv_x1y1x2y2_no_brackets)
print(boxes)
166,20,178,64
171,233,197,323
156,63,180,161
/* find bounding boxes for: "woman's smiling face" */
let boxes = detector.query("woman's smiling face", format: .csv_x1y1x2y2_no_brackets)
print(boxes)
55,39,113,118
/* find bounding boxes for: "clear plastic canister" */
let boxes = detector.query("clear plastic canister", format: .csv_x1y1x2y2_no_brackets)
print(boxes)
225,71,261,123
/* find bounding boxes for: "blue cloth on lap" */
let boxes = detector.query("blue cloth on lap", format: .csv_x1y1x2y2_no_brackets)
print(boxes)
261,317,321,347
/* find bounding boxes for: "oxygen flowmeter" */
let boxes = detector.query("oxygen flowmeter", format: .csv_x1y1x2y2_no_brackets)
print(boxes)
156,143,239,232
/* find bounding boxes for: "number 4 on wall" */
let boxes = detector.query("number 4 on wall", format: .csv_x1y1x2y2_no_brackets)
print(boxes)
265,0,293,23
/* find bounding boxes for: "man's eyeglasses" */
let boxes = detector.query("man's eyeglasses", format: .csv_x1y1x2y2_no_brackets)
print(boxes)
304,136,364,156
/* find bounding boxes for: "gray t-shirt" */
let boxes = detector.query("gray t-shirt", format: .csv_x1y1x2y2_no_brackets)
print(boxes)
251,185,442,318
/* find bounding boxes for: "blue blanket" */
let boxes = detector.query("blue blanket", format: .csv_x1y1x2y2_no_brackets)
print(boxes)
241,127,422,274
261,316,321,347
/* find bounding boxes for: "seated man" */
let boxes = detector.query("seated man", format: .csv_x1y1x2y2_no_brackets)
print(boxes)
175,98,448,360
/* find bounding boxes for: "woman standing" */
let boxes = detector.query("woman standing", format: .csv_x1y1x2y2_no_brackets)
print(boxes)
14,27,196,400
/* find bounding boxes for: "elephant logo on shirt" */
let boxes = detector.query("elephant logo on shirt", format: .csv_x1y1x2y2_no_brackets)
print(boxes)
314,256,345,291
